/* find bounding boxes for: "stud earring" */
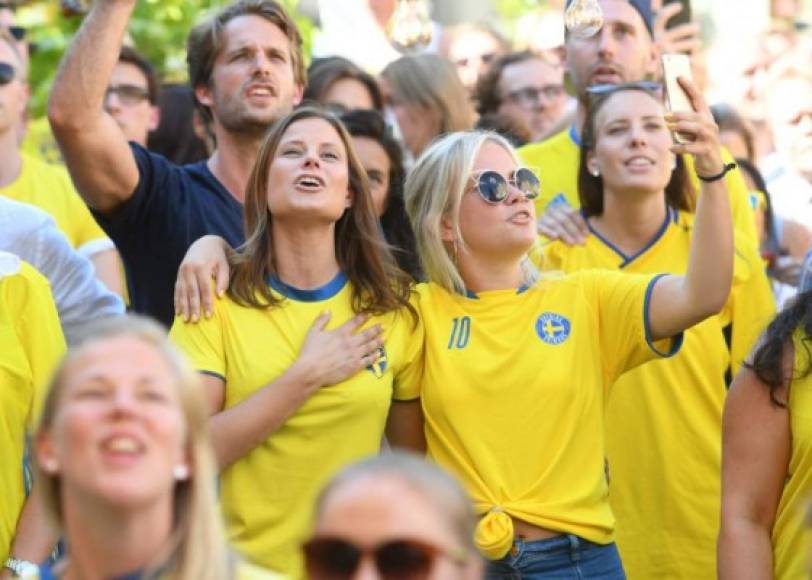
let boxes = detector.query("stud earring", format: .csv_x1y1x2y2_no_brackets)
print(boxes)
173,464,190,481
590,166,601,177
41,458,59,473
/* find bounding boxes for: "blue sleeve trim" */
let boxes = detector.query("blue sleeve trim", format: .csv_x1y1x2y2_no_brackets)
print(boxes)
198,370,226,382
644,273,684,358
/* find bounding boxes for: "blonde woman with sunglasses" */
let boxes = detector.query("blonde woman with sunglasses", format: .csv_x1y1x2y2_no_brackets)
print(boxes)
402,84,734,577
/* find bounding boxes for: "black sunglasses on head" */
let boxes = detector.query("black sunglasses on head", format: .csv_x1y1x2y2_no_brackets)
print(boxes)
470,167,540,204
586,80,662,101
304,537,466,580
0,61,16,85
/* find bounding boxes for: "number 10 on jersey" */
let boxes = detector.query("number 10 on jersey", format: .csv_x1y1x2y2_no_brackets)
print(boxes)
447,316,471,350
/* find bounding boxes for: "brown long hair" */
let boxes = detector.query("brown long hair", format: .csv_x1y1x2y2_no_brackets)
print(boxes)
229,106,415,319
578,87,695,217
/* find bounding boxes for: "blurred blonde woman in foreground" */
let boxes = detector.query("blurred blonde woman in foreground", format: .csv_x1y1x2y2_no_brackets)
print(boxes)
33,316,282,580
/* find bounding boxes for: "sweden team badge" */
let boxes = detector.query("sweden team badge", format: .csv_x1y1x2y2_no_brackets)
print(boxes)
535,312,571,345
366,346,388,378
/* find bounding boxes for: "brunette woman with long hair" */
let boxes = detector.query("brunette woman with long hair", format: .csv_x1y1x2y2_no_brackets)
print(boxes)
719,291,812,579
169,107,421,579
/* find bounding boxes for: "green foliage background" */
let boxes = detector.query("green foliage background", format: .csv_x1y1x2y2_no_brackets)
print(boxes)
16,0,312,117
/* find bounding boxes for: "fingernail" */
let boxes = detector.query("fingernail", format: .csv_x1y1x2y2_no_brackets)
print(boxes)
206,309,212,319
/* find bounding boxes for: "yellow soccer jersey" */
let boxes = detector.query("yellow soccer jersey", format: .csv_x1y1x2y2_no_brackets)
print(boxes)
541,208,775,579
170,273,422,579
413,272,681,559
772,331,812,580
0,254,66,562
518,126,758,248
0,153,111,255
21,117,64,166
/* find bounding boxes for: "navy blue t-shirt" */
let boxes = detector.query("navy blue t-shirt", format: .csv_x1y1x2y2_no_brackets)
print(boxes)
93,143,244,327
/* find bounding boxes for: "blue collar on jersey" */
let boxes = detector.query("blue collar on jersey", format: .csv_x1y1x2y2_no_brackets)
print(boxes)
38,562,143,580
267,270,348,302
464,284,530,300
583,206,677,268
568,123,581,147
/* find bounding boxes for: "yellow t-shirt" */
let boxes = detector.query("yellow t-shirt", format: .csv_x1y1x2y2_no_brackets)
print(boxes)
411,273,681,560
541,208,775,579
772,331,812,580
0,254,66,562
518,126,759,249
21,117,65,166
169,273,422,579
0,153,111,256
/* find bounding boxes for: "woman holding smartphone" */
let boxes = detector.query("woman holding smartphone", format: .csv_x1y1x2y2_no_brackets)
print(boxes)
400,76,734,578
540,81,775,579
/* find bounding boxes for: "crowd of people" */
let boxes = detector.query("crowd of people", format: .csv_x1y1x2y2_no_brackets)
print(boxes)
1,0,811,578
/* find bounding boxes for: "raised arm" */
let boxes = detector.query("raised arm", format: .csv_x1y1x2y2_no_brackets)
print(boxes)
647,78,734,340
718,364,791,580
47,0,140,214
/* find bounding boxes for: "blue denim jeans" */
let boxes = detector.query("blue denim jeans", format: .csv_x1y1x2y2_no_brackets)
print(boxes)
485,534,626,579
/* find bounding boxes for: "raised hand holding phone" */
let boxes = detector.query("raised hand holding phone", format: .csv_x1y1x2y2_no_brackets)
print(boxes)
662,53,696,143
663,74,725,178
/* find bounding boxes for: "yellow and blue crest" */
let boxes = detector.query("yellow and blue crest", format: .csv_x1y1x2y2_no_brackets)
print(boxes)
536,312,571,345
366,346,388,379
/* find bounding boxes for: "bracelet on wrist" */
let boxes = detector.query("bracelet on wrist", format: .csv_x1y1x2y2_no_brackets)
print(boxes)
697,162,737,183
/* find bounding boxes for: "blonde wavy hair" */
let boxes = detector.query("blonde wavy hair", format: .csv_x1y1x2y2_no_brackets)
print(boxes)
35,316,235,580
381,54,476,137
404,130,540,295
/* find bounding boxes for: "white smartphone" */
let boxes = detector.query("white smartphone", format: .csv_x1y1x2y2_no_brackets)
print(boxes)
662,53,695,142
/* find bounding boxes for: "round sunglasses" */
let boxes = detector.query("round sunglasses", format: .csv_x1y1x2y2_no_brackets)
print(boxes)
303,537,467,580
0,62,16,86
469,167,540,204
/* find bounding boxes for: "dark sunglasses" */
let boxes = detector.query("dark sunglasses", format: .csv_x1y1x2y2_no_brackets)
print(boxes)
8,26,25,41
303,537,465,580
0,61,16,85
470,167,540,204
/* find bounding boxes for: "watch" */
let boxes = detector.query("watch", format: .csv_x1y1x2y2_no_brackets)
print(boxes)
3,557,38,578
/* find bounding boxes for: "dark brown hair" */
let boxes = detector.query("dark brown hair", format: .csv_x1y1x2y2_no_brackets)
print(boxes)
339,108,421,280
228,106,415,319
711,103,755,163
186,0,306,124
474,51,545,116
745,290,812,406
119,45,160,104
304,56,383,112
578,87,695,217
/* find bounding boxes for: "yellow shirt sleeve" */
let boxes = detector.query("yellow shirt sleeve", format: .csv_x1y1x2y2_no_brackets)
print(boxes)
724,239,776,374
3,261,66,428
391,296,425,401
582,270,682,384
169,304,227,380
